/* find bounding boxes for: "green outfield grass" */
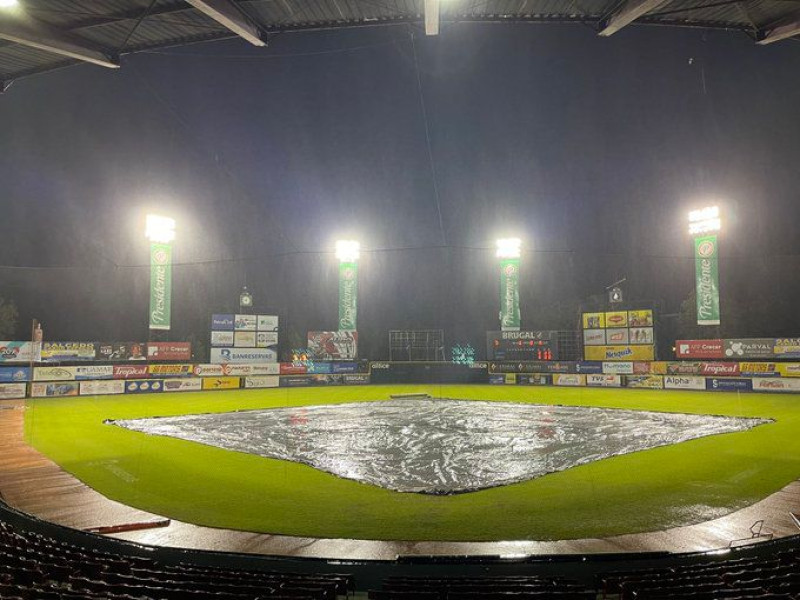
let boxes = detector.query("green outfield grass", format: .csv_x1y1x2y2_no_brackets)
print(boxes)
23,385,800,541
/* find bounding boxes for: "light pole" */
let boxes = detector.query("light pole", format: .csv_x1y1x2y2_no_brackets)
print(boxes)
688,206,721,326
145,214,176,332
335,240,359,332
496,238,521,331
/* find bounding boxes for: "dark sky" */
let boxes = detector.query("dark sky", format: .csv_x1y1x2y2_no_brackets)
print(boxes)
1,23,799,358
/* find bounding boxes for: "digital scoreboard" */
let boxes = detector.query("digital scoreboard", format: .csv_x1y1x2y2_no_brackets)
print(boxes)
487,331,559,361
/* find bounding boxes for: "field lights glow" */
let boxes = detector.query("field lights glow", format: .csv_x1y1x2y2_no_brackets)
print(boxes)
335,240,360,262
688,206,721,235
496,238,521,259
0,0,19,8
145,214,176,244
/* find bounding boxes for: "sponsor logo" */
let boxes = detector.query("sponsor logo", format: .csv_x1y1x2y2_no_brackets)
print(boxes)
0,383,26,399
370,362,390,369
603,361,634,375
627,375,664,389
500,331,548,341
606,347,633,359
699,362,740,376
576,362,603,374
707,378,752,392
587,374,620,387
725,339,775,358
113,365,149,379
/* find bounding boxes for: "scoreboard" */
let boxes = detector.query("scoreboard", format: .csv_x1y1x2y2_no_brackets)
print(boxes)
487,331,559,361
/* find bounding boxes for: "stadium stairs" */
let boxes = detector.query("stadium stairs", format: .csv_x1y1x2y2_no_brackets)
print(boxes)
1,498,799,599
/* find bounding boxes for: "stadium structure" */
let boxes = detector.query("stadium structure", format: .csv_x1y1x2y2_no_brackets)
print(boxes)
1,2,800,600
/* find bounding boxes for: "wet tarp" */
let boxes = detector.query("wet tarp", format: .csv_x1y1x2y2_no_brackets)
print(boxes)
110,398,769,494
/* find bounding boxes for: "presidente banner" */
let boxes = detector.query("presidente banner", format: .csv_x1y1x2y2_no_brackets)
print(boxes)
694,234,720,326
307,331,358,360
499,258,521,330
149,242,172,330
338,262,358,331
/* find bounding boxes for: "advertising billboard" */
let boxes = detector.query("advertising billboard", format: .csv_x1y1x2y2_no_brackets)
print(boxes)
553,374,585,387
342,373,370,385
628,310,654,327
0,367,30,382
211,314,235,331
605,328,629,345
626,375,664,389
201,377,241,390
147,342,191,361
675,340,724,359
80,380,125,396
30,382,80,398
0,342,39,363
575,362,603,374
256,332,278,347
96,343,147,361
739,362,779,377
582,313,605,329
210,348,277,364
776,364,800,378
584,345,655,361
244,376,280,389
162,378,203,392
257,315,279,332
724,339,775,359
664,375,706,390
629,327,654,345
587,374,621,387
222,363,280,376
605,311,628,328
583,329,606,346
124,380,164,394
307,331,358,360
234,331,256,348
517,373,550,385
112,365,149,379
698,362,740,377
773,338,800,359
34,367,76,381
210,331,234,347
41,342,96,362
602,362,634,375
234,314,257,331
147,364,193,377
0,383,26,400
706,377,752,392
751,378,800,393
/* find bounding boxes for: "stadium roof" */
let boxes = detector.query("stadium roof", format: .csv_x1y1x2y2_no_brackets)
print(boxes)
1,0,799,89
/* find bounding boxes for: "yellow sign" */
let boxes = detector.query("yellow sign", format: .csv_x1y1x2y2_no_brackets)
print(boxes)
628,309,653,327
604,311,628,328
650,361,668,375
582,312,605,329
147,364,193,376
201,376,241,390
776,364,800,377
504,373,517,384
584,345,655,361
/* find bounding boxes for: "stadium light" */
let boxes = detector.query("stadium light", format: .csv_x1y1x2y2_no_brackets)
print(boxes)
145,214,176,244
496,237,521,259
0,0,19,8
335,239,360,262
688,205,721,235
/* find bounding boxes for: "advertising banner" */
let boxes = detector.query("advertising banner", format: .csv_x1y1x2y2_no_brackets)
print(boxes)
307,331,358,360
41,342,96,362
664,375,706,390
125,380,164,394
201,377,240,390
339,262,359,331
628,310,654,327
553,374,585,387
605,311,628,328
752,378,800,393
211,314,235,331
342,374,370,385
606,328,629,345
651,361,668,375
629,327,654,345
244,375,280,389
281,376,313,387
34,367,76,381
0,367,30,382
706,378,752,392
331,362,359,374
698,362,740,377
234,331,256,348
210,348,277,364
30,382,80,398
163,378,203,392
666,362,702,375
211,331,234,347
583,329,606,346
724,339,775,359
147,364,193,377
147,342,191,361
234,314,257,331
675,340,724,359
193,364,225,377
257,315,279,332
694,234,720,326
74,365,114,380
499,258,520,331
505,373,517,384
575,362,604,374
112,364,149,379
489,374,505,385
602,362,634,375
582,313,605,329
0,383,26,399
149,242,172,330
80,380,125,396
585,345,655,361
626,375,664,389
739,362,779,377
774,338,800,359
307,362,332,374
776,363,800,378
587,374,622,387
280,363,307,375
311,374,345,386
517,373,550,385
256,332,278,347
221,363,280,377
633,361,652,374
0,342,38,363
96,343,147,361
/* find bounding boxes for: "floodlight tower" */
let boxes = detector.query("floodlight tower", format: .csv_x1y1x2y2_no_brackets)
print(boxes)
145,214,176,331
496,238,521,331
336,240,359,332
688,206,721,326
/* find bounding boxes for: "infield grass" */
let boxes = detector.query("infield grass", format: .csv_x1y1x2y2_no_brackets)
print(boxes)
23,385,800,541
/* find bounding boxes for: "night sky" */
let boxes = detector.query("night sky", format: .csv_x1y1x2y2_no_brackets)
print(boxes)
1,24,799,359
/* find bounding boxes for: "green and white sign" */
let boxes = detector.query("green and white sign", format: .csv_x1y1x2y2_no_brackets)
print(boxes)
149,242,172,330
499,258,521,331
338,262,358,331
694,234,720,326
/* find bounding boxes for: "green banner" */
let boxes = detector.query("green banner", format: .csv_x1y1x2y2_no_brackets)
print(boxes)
499,258,521,330
338,262,358,331
694,234,720,326
149,242,172,330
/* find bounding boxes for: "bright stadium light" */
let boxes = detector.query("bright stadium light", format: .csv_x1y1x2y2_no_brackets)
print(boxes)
145,214,176,244
0,0,19,9
496,237,521,259
335,239,360,262
688,205,721,235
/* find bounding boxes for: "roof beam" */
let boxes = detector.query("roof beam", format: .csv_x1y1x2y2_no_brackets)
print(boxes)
424,0,440,35
0,17,119,68
184,0,267,46
756,18,800,44
598,0,672,36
